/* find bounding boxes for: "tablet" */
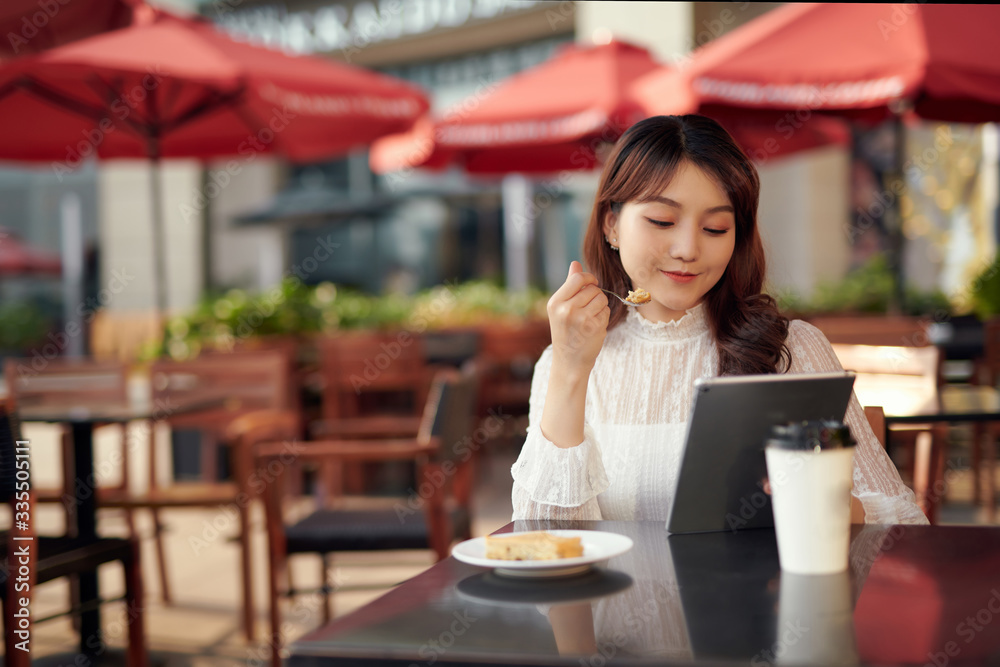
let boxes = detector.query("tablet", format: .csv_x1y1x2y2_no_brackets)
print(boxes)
666,371,856,535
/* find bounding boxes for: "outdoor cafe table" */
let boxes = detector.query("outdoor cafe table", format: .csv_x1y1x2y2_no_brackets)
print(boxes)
884,384,1000,521
883,385,1000,426
290,520,1000,667
18,394,225,655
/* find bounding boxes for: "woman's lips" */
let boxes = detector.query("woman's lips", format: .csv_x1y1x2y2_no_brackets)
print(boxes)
662,270,697,284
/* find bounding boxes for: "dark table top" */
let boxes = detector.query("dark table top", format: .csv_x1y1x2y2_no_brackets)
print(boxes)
17,394,228,424
290,521,1000,667
886,385,1000,424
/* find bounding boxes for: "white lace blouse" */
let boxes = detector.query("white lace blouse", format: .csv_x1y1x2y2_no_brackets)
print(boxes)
511,304,929,526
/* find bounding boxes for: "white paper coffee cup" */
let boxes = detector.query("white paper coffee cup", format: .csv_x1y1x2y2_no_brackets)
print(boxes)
766,429,854,574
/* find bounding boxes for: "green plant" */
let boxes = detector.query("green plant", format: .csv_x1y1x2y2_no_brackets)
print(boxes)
969,256,1000,320
147,279,549,360
812,255,896,313
148,277,324,360
0,301,53,351
775,255,952,317
407,281,548,328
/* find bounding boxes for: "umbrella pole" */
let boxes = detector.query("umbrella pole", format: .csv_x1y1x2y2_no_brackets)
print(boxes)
149,143,169,321
60,192,85,357
888,111,908,315
502,173,533,292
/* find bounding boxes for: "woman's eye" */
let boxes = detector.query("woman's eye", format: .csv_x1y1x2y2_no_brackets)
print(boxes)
704,228,730,236
647,218,674,227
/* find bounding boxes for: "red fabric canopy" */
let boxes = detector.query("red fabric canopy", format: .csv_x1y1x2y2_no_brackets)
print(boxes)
0,5,430,163
432,39,672,147
0,228,60,275
0,0,137,60
370,39,691,175
632,3,1000,124
371,37,850,176
696,106,851,165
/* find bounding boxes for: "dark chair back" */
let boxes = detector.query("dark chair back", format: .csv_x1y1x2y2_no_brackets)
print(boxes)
413,364,480,531
426,365,480,466
423,330,481,368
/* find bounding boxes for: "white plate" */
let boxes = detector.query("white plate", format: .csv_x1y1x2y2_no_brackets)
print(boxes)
451,530,634,578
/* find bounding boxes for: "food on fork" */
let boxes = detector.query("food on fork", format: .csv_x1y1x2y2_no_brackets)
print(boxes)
484,531,584,561
625,287,651,304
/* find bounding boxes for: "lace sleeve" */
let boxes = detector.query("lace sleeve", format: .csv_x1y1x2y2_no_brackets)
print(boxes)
785,321,929,525
510,346,608,521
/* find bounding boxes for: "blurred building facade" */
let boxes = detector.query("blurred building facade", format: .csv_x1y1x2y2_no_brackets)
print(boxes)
2,1,998,336
196,0,855,302
206,0,585,296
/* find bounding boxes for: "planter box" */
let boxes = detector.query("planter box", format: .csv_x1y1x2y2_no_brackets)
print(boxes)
804,314,933,347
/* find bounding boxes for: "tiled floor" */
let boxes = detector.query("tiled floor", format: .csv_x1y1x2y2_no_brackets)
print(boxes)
10,423,999,666
14,423,520,667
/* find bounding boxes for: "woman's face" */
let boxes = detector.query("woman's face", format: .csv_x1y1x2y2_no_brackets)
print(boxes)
604,160,736,323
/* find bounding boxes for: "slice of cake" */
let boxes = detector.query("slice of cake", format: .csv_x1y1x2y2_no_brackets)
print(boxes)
625,287,651,304
484,531,584,561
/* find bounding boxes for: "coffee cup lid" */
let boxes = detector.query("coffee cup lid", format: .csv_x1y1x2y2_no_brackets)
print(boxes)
766,420,855,452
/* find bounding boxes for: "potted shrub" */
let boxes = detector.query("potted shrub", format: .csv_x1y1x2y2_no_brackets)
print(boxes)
0,300,54,363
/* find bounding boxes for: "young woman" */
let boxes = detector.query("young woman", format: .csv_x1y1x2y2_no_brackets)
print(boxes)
511,114,928,526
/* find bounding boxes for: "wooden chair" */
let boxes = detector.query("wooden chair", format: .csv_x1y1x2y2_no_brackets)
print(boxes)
0,396,147,666
864,405,887,448
807,315,933,348
315,331,430,424
855,405,887,523
832,343,946,522
149,347,300,479
221,409,303,642
103,347,301,640
971,317,1000,519
254,364,480,667
313,331,434,495
474,319,551,441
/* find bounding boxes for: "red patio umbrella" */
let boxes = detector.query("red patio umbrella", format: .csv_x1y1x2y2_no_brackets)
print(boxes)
370,39,690,175
371,38,847,176
0,228,61,275
690,106,851,166
0,0,137,59
632,3,1000,125
0,3,429,313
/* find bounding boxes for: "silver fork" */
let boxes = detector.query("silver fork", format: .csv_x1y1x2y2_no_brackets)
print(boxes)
599,287,647,307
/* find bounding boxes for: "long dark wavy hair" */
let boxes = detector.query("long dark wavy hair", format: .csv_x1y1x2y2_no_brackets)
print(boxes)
583,114,791,376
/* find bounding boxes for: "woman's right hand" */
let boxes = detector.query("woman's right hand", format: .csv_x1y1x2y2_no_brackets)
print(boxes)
546,261,610,374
